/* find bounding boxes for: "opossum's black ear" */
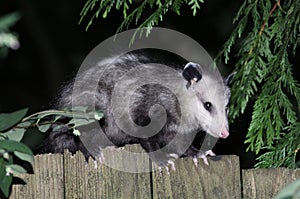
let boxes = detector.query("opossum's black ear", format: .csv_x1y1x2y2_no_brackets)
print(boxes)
224,72,237,86
183,62,202,88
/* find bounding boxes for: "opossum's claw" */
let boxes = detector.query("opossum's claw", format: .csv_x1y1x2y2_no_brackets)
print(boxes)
203,150,222,161
168,160,176,171
199,153,209,166
158,159,176,175
158,166,163,175
205,150,216,156
193,150,217,166
193,156,198,167
92,152,105,169
158,166,170,175
165,166,170,175
93,160,99,169
169,153,179,159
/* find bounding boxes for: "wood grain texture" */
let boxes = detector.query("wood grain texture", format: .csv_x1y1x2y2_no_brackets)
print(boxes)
10,153,64,199
152,155,241,199
63,144,151,199
9,146,300,199
243,167,300,199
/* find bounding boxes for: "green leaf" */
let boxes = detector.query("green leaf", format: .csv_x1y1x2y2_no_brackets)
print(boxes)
68,118,95,127
3,152,9,160
6,164,27,175
13,151,34,163
52,124,67,132
274,179,300,199
0,169,12,197
2,128,26,142
53,114,63,122
0,156,13,197
0,108,28,131
0,12,21,30
94,111,104,120
17,121,32,128
37,124,51,133
0,140,33,158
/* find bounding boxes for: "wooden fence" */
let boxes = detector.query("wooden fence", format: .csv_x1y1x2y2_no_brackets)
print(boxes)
10,145,300,199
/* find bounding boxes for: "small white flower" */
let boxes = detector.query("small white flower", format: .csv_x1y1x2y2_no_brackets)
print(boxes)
73,129,81,136
0,33,20,50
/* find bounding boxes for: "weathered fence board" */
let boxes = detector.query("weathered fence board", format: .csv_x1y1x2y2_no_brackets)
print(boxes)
63,146,151,199
243,167,300,199
8,145,300,199
152,156,241,199
10,154,64,199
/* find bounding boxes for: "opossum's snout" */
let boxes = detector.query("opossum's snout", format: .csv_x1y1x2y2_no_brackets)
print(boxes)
219,128,229,139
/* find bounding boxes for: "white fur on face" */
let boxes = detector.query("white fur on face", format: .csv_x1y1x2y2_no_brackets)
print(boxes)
184,73,230,138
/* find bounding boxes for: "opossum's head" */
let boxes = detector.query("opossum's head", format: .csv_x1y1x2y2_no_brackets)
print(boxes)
182,62,234,139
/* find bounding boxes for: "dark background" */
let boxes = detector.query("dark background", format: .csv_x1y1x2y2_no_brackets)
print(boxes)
0,0,240,113
1,1,299,168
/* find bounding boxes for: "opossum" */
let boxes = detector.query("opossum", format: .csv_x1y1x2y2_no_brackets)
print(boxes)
40,49,233,169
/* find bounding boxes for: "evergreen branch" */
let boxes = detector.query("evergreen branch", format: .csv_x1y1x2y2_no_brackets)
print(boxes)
255,122,300,168
80,0,205,41
188,0,204,16
215,0,256,64
215,16,248,64
229,26,271,120
220,0,300,168
79,0,98,25
172,0,184,15
233,0,247,24
245,12,300,156
115,0,149,35
259,0,281,36
128,0,172,45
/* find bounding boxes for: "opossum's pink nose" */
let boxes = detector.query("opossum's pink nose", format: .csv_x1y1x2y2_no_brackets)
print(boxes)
219,129,229,139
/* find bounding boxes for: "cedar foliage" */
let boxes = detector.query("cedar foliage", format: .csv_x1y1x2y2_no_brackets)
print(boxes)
217,0,300,168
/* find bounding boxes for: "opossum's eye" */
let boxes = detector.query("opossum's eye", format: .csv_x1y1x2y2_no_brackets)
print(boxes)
204,102,212,112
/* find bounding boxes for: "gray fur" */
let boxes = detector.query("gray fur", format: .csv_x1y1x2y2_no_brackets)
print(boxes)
41,50,231,166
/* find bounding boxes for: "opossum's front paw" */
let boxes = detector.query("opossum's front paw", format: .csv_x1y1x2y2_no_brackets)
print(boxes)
158,159,176,175
152,153,179,175
192,150,216,166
